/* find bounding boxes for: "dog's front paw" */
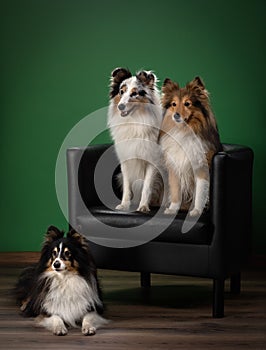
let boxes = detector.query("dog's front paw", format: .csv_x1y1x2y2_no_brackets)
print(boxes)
137,205,150,213
82,326,96,336
37,315,68,336
115,203,130,211
53,324,68,336
164,208,177,215
189,208,201,217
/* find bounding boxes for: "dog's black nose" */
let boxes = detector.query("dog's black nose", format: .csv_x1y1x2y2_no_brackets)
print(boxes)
174,113,181,122
53,260,61,269
118,103,126,111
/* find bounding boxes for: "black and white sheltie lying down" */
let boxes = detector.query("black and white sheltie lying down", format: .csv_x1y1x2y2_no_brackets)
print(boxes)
15,226,107,336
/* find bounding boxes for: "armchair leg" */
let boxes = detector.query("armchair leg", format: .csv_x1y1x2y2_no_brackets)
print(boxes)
230,273,241,294
140,272,151,288
213,278,224,318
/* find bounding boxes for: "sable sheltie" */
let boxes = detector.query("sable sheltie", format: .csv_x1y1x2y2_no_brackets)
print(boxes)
108,67,163,213
15,226,107,336
159,77,221,216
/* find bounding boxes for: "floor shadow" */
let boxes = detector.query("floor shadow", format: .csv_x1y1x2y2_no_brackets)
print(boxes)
104,284,212,309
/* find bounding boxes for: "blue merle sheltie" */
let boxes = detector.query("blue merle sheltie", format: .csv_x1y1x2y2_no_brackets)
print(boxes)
15,226,107,336
108,68,163,213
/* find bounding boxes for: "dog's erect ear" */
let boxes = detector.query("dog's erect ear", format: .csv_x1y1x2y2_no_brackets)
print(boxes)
193,76,205,89
111,67,131,80
67,229,90,251
136,70,156,88
163,78,172,86
188,76,205,89
110,67,132,98
161,78,179,109
67,229,83,242
162,78,179,93
186,76,209,99
45,226,64,243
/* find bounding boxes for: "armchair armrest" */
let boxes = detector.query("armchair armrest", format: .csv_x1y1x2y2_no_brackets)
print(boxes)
209,144,254,274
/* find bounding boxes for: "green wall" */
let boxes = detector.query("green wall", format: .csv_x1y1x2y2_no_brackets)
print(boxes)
1,0,265,253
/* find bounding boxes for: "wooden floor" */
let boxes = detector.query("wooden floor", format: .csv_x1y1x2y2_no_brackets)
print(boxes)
0,254,265,349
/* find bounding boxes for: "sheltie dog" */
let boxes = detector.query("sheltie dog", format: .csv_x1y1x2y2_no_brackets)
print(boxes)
159,77,221,216
15,226,107,336
108,67,163,213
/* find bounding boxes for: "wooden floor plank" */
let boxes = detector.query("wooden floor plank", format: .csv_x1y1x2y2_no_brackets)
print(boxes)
0,258,265,349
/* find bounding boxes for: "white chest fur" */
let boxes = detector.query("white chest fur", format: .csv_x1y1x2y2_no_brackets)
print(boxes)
161,128,209,173
160,128,210,203
41,272,101,327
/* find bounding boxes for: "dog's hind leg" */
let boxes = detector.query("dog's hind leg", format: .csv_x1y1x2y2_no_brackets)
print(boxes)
82,312,108,336
36,315,68,336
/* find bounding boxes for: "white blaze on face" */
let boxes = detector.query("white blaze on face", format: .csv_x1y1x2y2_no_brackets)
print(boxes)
117,77,142,116
52,242,66,271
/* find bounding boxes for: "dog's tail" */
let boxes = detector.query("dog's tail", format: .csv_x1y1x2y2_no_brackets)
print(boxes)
13,265,37,315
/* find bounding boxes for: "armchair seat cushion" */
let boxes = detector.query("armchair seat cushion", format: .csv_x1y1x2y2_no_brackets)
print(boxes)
77,206,213,245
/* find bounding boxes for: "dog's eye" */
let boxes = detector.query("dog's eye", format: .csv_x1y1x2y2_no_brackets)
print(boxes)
172,102,177,107
120,89,124,95
138,90,146,96
52,250,57,258
64,250,71,258
184,101,191,107
131,91,137,97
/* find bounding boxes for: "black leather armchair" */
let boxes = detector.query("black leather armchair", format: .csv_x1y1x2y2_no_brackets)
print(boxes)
67,143,253,318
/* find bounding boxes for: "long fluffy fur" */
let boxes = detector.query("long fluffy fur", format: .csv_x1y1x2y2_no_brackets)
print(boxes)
108,67,164,212
15,226,107,336
159,77,221,216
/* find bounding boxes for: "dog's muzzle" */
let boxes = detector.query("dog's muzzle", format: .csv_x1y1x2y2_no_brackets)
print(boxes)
118,103,129,117
173,113,182,123
118,103,126,111
53,259,63,271
118,103,128,117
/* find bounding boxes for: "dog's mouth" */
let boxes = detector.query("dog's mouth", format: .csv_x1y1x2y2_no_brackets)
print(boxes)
120,107,134,117
52,260,67,272
121,110,129,117
119,105,136,117
54,267,65,272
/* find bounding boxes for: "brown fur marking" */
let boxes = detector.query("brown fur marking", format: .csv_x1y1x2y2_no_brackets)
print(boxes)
161,77,221,151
